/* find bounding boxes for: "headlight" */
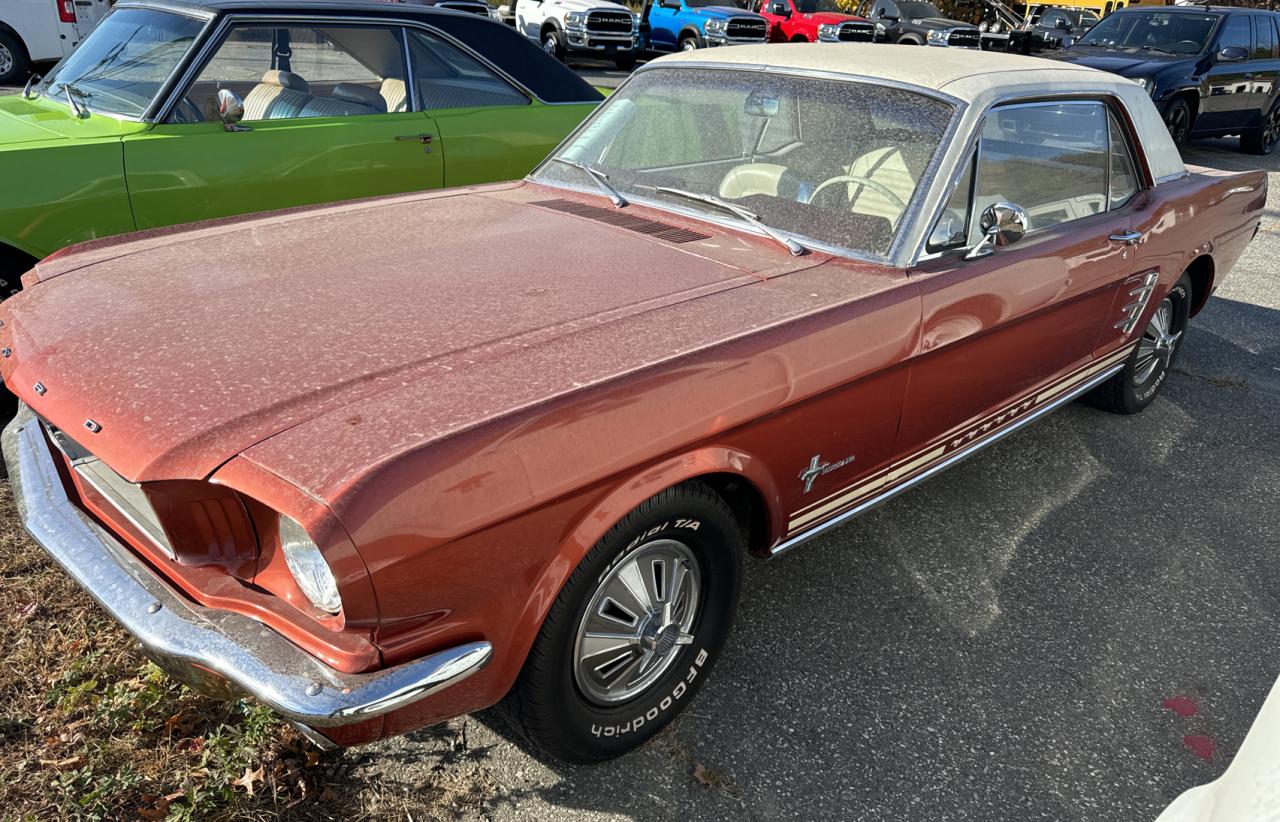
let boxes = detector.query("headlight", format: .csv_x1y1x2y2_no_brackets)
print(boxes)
279,515,342,614
489,7,502,20
1131,76,1155,96
927,28,948,45
565,11,587,28
874,21,886,37
978,20,988,32
990,21,1002,33
818,23,840,41
631,14,640,31
705,18,727,33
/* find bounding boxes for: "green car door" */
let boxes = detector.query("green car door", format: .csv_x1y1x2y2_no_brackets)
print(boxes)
123,23,446,229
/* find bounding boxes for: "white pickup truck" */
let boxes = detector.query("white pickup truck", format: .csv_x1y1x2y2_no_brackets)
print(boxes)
0,0,111,85
514,0,640,70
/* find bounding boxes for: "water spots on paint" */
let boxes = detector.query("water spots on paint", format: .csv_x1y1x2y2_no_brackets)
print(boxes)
1182,734,1215,761
1162,695,1200,718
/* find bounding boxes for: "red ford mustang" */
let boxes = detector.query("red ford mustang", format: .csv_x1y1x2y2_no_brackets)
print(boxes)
0,45,1263,762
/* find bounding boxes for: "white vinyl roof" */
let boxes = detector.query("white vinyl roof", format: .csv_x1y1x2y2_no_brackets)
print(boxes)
646,43,1186,190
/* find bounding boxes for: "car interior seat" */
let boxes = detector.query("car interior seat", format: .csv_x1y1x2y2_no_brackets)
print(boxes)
242,70,314,120
380,78,409,113
301,83,388,117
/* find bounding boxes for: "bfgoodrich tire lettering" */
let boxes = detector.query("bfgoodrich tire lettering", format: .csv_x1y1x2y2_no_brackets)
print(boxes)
502,480,743,762
1086,273,1191,415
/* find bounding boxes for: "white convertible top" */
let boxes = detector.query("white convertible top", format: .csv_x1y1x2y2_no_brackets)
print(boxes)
648,44,1186,186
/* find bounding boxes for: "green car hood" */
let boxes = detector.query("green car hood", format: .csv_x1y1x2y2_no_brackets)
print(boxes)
0,95,149,146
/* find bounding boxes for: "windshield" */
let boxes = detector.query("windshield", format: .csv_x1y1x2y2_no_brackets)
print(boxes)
37,8,204,119
684,0,728,7
1076,11,1218,54
896,2,943,19
798,0,850,14
533,68,954,259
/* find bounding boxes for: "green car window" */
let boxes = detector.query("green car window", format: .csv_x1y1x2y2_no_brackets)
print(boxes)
38,8,204,119
178,25,408,122
407,30,530,111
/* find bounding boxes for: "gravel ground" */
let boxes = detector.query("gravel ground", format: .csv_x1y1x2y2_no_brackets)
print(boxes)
2,75,1278,821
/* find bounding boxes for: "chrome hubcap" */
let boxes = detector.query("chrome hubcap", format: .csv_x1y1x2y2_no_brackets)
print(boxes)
1264,107,1280,150
573,539,701,705
681,39,697,50
1167,106,1188,142
1134,297,1181,384
0,45,13,76
543,35,557,54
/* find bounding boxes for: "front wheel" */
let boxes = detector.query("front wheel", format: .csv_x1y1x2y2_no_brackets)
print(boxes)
1242,99,1280,155
501,481,743,762
0,31,30,86
1085,273,1190,415
1164,98,1193,146
542,30,567,61
679,35,701,51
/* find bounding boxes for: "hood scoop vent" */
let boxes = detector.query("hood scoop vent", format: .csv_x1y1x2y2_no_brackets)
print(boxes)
532,199,711,244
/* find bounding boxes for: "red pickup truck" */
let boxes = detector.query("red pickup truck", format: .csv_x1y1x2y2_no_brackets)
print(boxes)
746,0,875,42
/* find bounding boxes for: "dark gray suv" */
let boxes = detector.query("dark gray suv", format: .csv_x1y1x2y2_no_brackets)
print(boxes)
855,0,979,47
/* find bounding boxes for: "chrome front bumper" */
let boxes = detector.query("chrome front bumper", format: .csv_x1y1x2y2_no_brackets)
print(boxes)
2,405,492,733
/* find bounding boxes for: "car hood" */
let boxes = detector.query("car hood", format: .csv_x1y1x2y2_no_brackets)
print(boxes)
545,0,633,13
0,94,148,145
808,12,862,23
698,6,761,19
911,16,971,28
1053,46,1190,76
0,183,816,483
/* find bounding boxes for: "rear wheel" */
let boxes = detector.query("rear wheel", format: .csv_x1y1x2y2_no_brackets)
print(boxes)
1164,97,1193,146
1085,273,1190,415
501,481,743,762
1242,99,1280,155
0,31,29,86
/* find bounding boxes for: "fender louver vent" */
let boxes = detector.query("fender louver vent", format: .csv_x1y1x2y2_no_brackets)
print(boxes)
531,199,711,244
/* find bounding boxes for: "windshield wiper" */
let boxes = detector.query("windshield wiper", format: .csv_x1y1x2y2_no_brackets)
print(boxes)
1137,44,1177,55
645,186,806,256
550,157,627,208
59,82,91,118
22,72,41,100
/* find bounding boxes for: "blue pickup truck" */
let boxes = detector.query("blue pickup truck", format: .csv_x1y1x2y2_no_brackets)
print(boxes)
641,0,770,52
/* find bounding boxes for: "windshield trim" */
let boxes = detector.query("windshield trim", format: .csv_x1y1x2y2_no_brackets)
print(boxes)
528,62,965,268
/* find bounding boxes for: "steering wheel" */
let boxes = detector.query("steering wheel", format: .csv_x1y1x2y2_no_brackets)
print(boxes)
806,174,908,211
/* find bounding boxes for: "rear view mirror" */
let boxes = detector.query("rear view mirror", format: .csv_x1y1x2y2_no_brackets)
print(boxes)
1217,45,1248,62
965,202,1028,259
744,91,780,117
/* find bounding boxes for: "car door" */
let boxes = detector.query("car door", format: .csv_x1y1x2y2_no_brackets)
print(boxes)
645,0,681,51
1248,15,1280,122
895,100,1140,465
405,28,588,186
123,21,444,230
513,0,546,41
1198,14,1255,135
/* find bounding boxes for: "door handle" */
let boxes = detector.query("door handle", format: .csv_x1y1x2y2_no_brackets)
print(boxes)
395,133,433,153
1108,230,1143,246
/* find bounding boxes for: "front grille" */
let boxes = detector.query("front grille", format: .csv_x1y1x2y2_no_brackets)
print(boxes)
43,421,174,557
947,27,980,47
532,199,711,244
838,21,875,41
438,1,491,14
726,17,768,40
587,10,634,33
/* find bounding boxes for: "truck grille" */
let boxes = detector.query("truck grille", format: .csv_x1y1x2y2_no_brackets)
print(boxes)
837,21,875,41
726,17,768,40
437,1,491,14
587,10,634,33
947,27,980,47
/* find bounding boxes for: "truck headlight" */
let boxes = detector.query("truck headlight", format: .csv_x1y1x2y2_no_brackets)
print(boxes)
927,28,949,45
1131,76,1155,96
565,11,587,29
705,18,727,33
818,23,840,41
280,516,342,615
631,13,640,31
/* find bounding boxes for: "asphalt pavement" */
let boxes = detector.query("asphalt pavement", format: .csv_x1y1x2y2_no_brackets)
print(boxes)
2,73,1278,821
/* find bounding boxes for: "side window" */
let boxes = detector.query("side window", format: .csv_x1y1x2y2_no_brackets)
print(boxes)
927,148,974,252
1108,112,1139,210
975,102,1107,234
1217,15,1251,55
770,0,790,15
407,30,529,110
1041,11,1063,29
1253,15,1275,59
177,25,405,122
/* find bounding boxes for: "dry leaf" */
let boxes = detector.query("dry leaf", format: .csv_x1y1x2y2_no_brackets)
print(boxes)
233,765,265,796
305,749,322,767
692,763,711,785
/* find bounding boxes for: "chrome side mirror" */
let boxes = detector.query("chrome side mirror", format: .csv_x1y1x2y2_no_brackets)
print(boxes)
217,88,249,132
965,202,1028,260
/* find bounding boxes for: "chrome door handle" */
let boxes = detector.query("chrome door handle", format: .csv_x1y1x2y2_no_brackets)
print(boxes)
395,133,434,143
1109,230,1143,245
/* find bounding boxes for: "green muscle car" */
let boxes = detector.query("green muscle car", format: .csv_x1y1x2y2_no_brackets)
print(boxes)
0,0,601,293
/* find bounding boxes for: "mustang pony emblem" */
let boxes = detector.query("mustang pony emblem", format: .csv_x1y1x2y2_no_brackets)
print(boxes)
799,453,856,493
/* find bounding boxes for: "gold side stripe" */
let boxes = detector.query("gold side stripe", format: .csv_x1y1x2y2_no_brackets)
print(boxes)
785,345,1136,534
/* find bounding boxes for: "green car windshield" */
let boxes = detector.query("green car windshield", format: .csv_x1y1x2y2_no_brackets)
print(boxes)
533,68,954,260
37,8,204,119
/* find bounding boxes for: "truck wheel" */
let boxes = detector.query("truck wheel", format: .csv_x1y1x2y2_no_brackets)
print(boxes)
542,29,567,61
501,480,743,763
1164,98,1193,146
1085,273,1190,415
679,34,701,51
614,53,637,70
897,35,921,45
0,31,30,86
1242,99,1280,155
